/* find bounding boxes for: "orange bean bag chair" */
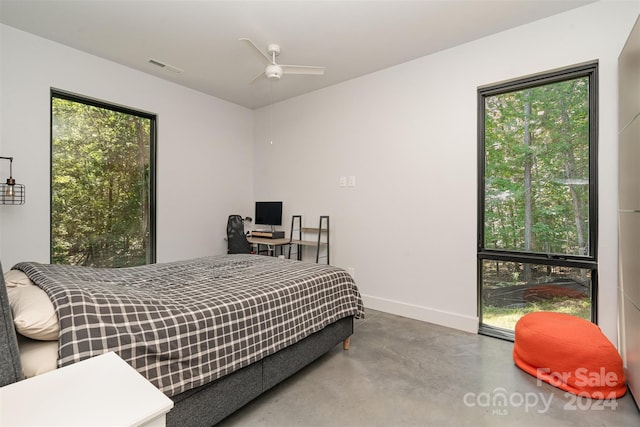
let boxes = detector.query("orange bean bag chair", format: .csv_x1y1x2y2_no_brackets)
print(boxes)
513,312,626,399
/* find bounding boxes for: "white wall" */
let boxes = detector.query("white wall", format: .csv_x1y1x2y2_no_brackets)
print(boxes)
253,1,640,342
0,24,254,269
2,1,638,344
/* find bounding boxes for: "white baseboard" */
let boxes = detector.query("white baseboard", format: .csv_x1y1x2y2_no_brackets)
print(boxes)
361,294,479,333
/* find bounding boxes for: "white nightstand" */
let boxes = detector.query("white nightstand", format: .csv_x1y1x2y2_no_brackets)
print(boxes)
0,351,173,426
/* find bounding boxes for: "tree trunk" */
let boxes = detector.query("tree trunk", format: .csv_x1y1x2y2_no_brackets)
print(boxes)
523,91,533,281
559,99,587,256
135,118,149,260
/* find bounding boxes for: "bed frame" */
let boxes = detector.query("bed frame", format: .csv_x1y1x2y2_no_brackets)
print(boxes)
0,263,354,426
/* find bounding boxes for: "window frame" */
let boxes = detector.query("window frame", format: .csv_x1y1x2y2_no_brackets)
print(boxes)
477,61,599,339
50,89,157,265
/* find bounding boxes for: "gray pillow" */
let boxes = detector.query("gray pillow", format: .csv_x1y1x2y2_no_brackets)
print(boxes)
0,262,24,386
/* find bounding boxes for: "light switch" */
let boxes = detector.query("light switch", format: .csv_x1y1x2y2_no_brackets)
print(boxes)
339,176,347,187
348,176,356,187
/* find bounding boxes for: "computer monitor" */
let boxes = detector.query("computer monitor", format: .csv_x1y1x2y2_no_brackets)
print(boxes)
255,201,283,227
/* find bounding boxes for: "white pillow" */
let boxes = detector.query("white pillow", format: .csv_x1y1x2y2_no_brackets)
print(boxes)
4,269,35,287
5,270,59,341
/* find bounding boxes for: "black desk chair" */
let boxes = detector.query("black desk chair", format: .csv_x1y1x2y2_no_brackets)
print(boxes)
227,215,251,254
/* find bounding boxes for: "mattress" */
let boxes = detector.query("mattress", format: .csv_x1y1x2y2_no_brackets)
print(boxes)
16,334,57,378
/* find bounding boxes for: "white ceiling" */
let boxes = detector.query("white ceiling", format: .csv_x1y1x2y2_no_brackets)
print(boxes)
0,0,594,110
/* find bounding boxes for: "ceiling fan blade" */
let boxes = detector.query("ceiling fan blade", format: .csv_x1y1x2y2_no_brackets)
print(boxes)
249,69,266,84
239,38,271,64
281,65,325,76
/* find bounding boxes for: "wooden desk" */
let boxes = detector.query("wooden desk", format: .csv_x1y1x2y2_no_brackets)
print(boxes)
247,236,291,256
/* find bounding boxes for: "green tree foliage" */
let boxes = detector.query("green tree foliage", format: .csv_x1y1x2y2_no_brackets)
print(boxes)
484,77,590,257
51,98,151,267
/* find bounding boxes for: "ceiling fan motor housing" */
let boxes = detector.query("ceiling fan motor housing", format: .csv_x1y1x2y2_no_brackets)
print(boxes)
265,64,283,80
267,44,281,57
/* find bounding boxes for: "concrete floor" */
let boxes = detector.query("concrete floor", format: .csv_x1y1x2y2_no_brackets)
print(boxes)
219,309,640,427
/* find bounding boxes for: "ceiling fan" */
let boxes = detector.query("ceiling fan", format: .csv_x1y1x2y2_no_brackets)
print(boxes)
239,38,325,84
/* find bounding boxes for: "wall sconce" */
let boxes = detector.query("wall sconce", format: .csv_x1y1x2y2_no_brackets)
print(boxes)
0,156,25,205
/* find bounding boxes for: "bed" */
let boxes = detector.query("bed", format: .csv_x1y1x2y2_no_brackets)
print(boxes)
0,254,364,426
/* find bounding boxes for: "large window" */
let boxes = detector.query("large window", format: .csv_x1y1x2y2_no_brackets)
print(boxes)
51,90,156,267
477,62,598,340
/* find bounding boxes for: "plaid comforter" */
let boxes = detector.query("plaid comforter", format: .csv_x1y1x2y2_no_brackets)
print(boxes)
14,255,364,396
